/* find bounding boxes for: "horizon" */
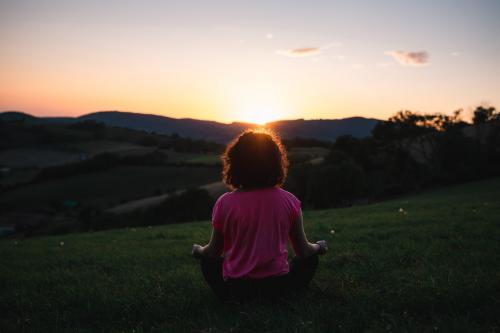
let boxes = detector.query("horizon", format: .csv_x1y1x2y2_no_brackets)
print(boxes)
1,1,499,124
1,108,384,125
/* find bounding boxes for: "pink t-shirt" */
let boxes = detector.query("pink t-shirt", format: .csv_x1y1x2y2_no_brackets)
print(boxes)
212,186,301,280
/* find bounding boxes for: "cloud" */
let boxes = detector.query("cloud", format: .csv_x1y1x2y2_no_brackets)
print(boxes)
276,47,321,57
385,50,429,66
276,42,341,58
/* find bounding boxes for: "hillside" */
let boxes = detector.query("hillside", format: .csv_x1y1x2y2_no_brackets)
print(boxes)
268,117,379,142
0,117,223,190
1,179,499,332
0,111,380,143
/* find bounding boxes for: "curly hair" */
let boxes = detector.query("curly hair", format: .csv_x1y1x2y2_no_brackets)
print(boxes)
222,129,289,190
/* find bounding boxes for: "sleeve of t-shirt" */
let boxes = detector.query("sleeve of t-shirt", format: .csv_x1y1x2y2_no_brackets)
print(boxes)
211,195,225,233
288,192,302,223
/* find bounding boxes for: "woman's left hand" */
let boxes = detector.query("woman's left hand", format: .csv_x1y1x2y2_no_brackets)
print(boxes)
315,240,328,255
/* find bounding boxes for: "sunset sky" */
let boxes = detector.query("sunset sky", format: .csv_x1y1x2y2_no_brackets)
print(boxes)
1,0,499,124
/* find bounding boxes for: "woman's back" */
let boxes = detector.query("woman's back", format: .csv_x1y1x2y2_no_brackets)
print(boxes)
192,129,327,301
212,187,301,279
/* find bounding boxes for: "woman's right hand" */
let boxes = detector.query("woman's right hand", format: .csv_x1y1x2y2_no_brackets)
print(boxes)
192,244,203,258
315,240,328,255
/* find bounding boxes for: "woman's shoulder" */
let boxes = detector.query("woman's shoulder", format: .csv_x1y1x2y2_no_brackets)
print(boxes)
275,187,300,202
214,189,240,205
215,191,233,202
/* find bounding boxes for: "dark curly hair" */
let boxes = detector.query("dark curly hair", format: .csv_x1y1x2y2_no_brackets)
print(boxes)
222,129,289,190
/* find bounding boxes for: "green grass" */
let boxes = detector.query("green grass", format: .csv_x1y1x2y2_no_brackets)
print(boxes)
0,165,220,209
0,147,81,168
0,168,39,186
1,179,499,332
185,154,221,165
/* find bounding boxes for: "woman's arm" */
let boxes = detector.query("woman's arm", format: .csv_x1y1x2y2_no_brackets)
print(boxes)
289,209,328,258
192,228,224,258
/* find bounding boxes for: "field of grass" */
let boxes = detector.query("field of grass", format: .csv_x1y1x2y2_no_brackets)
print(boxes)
0,165,220,209
186,154,221,165
0,168,40,186
72,141,211,164
1,179,499,332
0,138,219,188
0,147,82,168
71,140,149,156
287,147,330,163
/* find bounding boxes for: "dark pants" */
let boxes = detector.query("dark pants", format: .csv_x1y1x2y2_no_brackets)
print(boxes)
200,255,319,301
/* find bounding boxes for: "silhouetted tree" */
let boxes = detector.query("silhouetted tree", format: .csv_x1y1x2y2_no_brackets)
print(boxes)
473,106,497,124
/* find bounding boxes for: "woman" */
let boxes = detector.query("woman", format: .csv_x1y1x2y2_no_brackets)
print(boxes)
192,129,327,300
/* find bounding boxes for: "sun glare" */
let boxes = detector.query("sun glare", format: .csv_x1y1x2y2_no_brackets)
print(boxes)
237,105,283,125
231,89,287,125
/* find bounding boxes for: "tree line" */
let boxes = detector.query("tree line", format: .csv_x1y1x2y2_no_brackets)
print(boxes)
286,106,500,208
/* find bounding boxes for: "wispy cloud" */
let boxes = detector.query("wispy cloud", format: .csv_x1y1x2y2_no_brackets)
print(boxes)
276,42,341,58
276,47,321,57
385,50,429,66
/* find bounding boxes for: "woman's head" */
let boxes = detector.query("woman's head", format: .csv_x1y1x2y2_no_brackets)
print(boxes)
222,129,288,190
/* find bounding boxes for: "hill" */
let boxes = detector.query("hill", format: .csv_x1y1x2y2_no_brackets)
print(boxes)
0,111,380,143
0,111,75,124
0,115,224,188
1,179,498,332
268,117,379,142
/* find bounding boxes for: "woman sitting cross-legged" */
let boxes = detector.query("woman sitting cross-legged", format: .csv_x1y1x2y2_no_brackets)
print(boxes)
192,129,328,301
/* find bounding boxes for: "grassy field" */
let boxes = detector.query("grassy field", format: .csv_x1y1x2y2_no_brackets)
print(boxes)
287,147,330,164
1,179,499,332
186,154,221,165
0,165,220,209
0,147,82,168
0,135,220,187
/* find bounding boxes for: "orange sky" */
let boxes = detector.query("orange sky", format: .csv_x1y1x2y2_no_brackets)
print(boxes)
1,1,499,124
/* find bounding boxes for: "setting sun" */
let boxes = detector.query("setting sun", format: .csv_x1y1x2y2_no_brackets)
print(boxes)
236,105,284,125
230,87,287,124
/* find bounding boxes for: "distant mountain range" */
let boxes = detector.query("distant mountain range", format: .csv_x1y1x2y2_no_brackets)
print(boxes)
0,110,380,143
